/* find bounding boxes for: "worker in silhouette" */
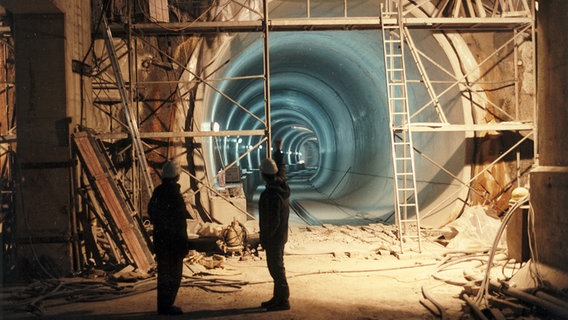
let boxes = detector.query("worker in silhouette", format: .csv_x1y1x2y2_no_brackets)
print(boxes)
272,138,286,179
258,158,291,311
148,161,190,315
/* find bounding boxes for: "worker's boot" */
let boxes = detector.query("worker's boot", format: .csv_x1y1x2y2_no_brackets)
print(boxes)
158,305,183,315
265,284,290,311
265,299,290,311
260,297,276,308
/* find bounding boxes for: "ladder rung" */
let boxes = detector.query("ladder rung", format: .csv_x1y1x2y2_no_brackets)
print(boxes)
401,235,420,239
398,203,417,207
397,187,414,191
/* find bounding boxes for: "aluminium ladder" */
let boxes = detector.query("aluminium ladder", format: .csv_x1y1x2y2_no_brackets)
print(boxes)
381,1,422,253
102,16,154,198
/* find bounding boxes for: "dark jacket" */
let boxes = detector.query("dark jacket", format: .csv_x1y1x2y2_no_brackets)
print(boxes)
259,178,290,248
148,180,190,257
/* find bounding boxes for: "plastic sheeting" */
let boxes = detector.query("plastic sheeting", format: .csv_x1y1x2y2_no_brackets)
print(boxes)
441,206,506,251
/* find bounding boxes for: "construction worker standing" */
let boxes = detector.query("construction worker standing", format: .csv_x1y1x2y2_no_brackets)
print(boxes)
258,158,291,311
148,161,190,315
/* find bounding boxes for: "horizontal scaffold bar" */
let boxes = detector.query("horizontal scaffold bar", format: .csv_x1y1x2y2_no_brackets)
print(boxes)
97,129,266,140
406,122,534,132
105,16,532,36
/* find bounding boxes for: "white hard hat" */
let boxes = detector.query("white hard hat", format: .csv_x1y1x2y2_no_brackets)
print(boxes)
162,161,181,179
260,158,278,175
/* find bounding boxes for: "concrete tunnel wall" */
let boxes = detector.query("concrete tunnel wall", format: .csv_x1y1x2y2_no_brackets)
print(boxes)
193,1,481,227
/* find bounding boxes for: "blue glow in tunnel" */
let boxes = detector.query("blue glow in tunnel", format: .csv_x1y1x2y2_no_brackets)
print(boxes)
204,29,467,224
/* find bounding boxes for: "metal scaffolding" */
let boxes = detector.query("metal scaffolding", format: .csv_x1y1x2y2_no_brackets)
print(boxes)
87,0,536,247
0,0,537,264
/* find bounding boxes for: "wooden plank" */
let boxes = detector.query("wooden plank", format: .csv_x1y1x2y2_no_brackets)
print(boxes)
82,173,129,264
73,131,154,272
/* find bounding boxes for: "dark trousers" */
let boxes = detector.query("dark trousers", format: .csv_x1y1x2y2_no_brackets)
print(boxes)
156,251,184,311
265,244,289,300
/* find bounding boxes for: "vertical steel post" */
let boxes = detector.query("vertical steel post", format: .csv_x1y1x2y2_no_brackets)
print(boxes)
263,0,272,158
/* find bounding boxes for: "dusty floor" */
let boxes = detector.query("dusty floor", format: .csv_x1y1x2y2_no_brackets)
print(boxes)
1,255,461,319
0,223,560,320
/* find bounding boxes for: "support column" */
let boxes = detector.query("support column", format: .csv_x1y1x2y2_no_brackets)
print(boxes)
13,12,72,279
0,0,92,279
531,0,568,273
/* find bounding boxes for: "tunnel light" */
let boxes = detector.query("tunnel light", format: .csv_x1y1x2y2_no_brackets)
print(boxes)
211,122,220,132
237,138,242,144
291,125,314,133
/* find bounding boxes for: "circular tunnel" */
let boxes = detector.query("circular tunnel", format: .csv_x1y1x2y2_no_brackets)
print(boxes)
198,4,476,227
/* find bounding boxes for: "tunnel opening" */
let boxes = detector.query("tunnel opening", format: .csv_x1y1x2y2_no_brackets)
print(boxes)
198,26,472,227
181,0,489,229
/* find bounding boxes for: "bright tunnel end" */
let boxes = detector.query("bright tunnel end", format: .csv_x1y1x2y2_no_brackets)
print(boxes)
201,17,471,226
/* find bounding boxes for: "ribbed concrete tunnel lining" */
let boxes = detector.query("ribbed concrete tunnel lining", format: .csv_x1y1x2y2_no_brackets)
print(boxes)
198,2,475,227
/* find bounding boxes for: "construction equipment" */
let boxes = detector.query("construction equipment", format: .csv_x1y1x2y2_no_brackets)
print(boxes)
381,1,422,253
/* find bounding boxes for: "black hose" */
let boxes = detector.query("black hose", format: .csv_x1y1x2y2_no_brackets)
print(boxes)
421,285,448,320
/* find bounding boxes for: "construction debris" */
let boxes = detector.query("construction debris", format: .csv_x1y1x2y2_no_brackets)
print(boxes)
73,129,154,272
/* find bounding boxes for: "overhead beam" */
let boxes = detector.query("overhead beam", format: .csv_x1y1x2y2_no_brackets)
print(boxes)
406,122,534,132
105,16,532,36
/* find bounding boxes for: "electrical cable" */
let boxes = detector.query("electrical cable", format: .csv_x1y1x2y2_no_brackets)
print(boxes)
241,261,439,286
421,285,448,320
474,194,530,305
527,202,545,287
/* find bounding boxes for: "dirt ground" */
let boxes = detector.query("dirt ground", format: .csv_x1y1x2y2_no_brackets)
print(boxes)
0,223,554,320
